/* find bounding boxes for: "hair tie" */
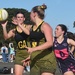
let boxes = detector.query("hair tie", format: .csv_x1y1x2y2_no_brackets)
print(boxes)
40,6,44,9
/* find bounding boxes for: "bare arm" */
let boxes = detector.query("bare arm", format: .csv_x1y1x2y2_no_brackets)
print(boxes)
34,23,53,50
1,21,15,40
12,17,31,35
68,39,75,53
68,39,75,46
18,23,31,35
70,46,75,53
27,22,53,53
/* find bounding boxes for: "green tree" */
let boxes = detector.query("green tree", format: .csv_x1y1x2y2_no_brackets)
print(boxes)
73,21,75,27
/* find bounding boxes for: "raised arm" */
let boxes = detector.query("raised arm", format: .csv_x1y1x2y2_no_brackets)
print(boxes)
18,23,31,35
27,22,53,53
1,21,15,40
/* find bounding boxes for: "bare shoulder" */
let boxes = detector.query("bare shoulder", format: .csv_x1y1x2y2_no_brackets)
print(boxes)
8,28,15,35
26,24,32,30
67,38,74,44
67,38,70,44
42,22,52,28
41,22,52,31
27,24,32,27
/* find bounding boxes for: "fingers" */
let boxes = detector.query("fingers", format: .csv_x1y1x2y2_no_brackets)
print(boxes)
23,62,26,66
25,59,30,62
25,47,30,53
27,61,30,66
22,60,30,67
12,20,18,25
0,20,8,26
1,20,7,24
21,58,30,63
12,17,18,25
21,59,25,63
21,58,30,67
25,47,29,51
21,60,27,66
12,21,17,25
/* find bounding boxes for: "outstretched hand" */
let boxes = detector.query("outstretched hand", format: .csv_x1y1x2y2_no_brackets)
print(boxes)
21,56,30,67
26,47,34,54
12,17,18,25
0,20,8,27
12,17,22,26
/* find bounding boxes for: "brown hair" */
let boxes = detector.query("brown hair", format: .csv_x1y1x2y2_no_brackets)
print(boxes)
57,24,68,35
67,32,75,41
32,4,47,19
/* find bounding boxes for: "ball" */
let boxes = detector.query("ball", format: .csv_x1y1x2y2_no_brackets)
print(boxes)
0,8,8,21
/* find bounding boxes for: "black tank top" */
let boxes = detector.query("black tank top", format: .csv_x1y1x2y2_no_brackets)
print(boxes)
29,21,45,47
53,36,75,73
14,27,29,50
54,36,69,60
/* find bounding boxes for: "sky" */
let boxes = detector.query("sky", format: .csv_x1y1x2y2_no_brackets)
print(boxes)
0,0,75,33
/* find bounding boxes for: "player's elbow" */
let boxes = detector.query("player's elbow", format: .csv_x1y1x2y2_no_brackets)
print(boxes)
4,36,8,40
48,41,53,47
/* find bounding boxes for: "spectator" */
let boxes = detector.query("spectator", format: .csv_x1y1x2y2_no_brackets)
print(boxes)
9,43,15,62
1,44,8,62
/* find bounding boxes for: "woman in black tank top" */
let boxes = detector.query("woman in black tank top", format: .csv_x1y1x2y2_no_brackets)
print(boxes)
1,11,31,75
54,24,75,75
23,4,57,75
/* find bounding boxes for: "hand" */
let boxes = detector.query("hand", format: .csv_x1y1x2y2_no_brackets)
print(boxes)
21,56,30,66
12,17,18,25
12,17,23,26
0,21,8,27
26,47,34,54
70,50,73,54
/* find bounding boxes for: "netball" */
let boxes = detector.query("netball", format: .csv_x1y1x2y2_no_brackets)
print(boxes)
0,9,8,21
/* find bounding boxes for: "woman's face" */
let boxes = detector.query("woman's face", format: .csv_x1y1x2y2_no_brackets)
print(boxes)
55,26,64,37
16,13,25,24
30,11,35,23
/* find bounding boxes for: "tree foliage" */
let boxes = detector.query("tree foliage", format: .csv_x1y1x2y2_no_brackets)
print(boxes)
73,21,75,27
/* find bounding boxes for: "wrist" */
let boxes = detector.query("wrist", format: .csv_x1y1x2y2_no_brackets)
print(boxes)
3,26,6,29
32,47,36,52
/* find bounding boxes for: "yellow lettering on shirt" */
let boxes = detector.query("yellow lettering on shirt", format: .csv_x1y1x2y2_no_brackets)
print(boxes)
32,42,37,47
18,40,27,49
